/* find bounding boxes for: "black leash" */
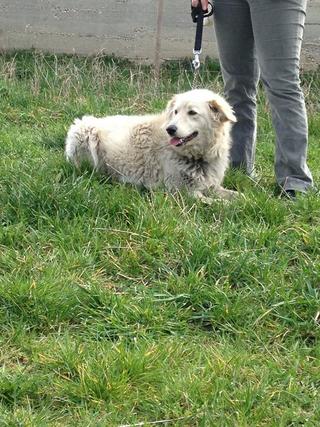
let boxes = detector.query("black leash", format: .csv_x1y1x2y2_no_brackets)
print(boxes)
191,1,214,71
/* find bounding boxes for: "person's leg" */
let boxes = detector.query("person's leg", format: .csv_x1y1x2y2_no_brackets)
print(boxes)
249,0,313,192
214,0,260,175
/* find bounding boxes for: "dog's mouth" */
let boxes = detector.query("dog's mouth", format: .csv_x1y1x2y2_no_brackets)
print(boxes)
169,131,199,147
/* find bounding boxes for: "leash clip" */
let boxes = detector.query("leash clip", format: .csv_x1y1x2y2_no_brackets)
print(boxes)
192,50,201,71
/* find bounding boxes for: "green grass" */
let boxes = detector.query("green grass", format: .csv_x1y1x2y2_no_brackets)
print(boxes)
0,51,319,426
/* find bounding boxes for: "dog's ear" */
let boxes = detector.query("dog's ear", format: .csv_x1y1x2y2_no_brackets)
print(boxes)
209,99,237,123
166,96,176,116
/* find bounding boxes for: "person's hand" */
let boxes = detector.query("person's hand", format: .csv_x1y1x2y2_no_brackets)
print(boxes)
191,0,209,11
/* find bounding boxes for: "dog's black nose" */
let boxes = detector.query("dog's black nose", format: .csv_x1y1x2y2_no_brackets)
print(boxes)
166,125,177,136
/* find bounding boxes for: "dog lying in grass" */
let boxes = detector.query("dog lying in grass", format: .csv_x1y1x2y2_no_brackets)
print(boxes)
65,89,237,202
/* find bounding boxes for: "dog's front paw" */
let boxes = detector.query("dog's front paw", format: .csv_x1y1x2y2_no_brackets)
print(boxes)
201,195,214,205
225,189,239,200
193,191,213,205
215,187,239,200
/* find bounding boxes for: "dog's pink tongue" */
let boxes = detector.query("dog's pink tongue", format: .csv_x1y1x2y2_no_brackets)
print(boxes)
170,137,181,146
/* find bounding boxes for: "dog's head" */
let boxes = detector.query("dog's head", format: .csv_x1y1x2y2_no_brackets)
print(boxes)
164,89,236,152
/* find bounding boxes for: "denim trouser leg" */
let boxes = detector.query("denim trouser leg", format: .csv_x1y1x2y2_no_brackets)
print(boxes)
214,0,260,175
214,0,313,191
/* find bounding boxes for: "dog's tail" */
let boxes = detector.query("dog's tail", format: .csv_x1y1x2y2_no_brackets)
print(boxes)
65,116,101,169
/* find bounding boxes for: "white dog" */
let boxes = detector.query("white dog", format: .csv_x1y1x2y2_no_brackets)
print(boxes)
65,89,237,202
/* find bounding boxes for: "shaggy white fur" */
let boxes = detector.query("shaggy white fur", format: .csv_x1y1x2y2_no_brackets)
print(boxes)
65,89,237,202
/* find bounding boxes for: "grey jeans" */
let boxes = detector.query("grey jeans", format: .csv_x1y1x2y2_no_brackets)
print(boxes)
213,0,313,191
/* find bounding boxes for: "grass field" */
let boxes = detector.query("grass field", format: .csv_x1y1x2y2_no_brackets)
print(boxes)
0,52,319,426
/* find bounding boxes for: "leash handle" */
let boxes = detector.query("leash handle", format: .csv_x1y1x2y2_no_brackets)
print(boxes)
191,1,213,23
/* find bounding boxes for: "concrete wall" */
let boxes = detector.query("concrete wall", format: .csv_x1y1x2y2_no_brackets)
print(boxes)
0,0,319,70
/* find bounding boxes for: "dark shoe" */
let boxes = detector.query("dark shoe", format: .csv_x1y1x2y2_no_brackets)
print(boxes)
281,189,296,200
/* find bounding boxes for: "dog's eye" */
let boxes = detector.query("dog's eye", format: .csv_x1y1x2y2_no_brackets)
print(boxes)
188,110,197,116
174,109,178,115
